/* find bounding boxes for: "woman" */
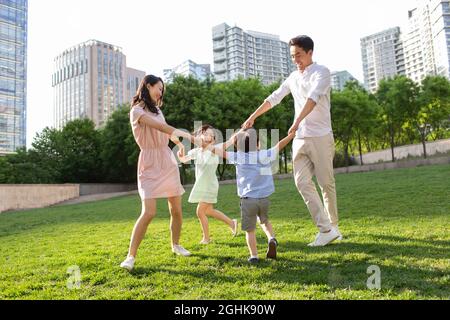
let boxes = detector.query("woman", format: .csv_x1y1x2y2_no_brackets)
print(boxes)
120,75,197,271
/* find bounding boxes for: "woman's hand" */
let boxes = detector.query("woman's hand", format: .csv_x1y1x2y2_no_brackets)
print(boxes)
177,144,185,158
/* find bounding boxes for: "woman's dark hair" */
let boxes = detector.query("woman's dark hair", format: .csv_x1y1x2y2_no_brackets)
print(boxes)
194,124,216,137
132,75,164,114
289,35,314,53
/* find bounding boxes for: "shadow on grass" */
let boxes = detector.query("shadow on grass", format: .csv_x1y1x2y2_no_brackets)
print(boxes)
126,237,449,299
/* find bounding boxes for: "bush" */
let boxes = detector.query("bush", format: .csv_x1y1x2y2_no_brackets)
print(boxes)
333,151,357,168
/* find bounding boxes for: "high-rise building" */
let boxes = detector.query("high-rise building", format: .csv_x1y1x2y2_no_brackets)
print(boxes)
212,23,295,85
0,0,28,154
331,71,357,91
429,0,450,79
163,60,211,83
360,27,405,93
404,4,436,83
52,40,145,129
125,67,145,103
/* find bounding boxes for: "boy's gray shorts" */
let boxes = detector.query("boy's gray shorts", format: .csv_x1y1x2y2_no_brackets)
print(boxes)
240,197,270,231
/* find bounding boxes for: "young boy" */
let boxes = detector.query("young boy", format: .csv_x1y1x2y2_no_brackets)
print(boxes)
226,128,295,264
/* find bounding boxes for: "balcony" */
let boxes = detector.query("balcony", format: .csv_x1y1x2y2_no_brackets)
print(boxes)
214,53,227,63
213,31,225,41
213,41,226,52
214,67,227,74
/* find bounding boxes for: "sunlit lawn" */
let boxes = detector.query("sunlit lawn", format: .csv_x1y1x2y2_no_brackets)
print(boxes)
0,164,449,300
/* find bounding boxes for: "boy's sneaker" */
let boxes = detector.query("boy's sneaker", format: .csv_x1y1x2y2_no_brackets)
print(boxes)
120,256,135,271
308,228,339,247
231,219,239,237
266,238,278,260
172,245,191,257
248,257,259,264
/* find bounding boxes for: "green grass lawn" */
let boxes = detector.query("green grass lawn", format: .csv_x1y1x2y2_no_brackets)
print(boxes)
0,164,449,300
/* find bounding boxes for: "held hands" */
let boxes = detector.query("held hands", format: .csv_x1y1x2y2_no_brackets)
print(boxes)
242,116,255,129
288,120,300,135
177,144,185,159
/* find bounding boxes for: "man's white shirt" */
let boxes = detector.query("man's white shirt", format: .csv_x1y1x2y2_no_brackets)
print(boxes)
265,62,333,138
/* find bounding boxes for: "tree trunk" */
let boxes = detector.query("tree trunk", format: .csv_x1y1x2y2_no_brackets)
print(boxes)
344,141,350,167
279,153,283,174
284,148,288,174
180,164,186,185
390,126,395,162
420,130,427,159
218,164,226,181
358,132,363,166
364,136,372,153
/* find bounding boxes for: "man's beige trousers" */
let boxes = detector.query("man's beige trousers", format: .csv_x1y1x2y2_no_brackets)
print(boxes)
292,133,338,233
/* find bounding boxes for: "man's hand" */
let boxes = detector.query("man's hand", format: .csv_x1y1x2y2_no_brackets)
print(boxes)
288,121,299,135
242,116,255,129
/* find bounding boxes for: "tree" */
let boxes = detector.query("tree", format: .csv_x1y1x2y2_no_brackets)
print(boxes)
415,76,450,158
58,119,102,183
331,90,357,166
342,81,380,165
201,77,267,179
30,127,63,182
376,76,418,162
0,148,56,184
99,105,138,183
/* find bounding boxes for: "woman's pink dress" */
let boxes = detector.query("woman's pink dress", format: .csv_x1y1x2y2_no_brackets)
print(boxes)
130,105,185,200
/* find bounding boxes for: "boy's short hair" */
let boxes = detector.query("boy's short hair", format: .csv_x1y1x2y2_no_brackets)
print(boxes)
235,128,259,153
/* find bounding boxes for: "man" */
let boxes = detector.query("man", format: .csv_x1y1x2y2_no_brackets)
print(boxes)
242,35,341,247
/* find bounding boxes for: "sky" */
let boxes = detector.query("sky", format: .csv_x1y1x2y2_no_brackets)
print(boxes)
26,0,418,148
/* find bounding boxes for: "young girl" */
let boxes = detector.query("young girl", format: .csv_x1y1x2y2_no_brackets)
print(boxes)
177,125,239,244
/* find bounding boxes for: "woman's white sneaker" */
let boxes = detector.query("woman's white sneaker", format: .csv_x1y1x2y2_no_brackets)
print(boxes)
172,245,191,256
120,256,135,271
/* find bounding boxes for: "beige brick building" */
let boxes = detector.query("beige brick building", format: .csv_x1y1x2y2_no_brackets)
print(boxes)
52,40,145,129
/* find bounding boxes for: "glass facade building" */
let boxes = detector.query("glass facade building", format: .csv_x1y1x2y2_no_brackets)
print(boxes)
0,0,27,154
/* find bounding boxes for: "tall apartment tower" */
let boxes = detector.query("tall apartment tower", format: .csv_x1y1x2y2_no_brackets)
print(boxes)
0,0,28,154
429,0,450,79
163,60,211,83
212,23,295,85
404,4,436,83
331,71,357,91
125,67,146,104
360,27,405,93
52,40,145,129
